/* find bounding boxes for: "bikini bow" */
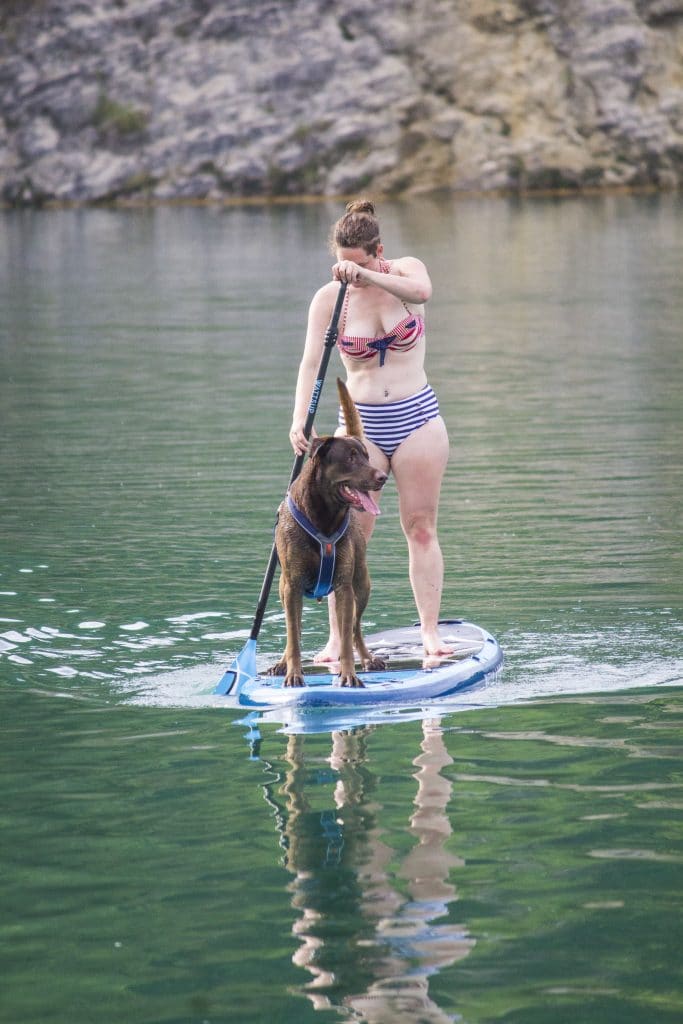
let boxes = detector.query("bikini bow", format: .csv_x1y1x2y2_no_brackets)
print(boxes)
367,334,396,367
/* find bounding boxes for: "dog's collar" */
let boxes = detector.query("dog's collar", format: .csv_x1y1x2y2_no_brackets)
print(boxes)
286,493,350,600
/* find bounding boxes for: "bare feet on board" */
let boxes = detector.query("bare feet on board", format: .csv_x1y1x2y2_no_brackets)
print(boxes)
422,629,455,670
313,640,341,673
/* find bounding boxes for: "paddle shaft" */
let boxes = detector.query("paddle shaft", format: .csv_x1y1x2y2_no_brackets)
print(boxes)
247,281,348,642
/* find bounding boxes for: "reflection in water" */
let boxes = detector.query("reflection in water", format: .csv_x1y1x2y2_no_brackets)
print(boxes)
262,722,473,1022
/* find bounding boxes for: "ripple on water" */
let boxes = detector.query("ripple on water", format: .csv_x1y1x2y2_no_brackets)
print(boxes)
1,584,681,714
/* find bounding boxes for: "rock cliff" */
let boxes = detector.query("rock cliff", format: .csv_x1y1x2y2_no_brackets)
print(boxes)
1,0,682,204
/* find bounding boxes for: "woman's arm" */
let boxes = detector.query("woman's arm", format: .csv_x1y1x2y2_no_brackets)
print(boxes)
289,283,336,454
333,255,432,305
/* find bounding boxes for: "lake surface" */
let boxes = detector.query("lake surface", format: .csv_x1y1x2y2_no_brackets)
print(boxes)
1,194,682,1023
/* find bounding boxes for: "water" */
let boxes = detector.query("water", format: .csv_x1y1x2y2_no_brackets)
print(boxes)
1,195,681,1022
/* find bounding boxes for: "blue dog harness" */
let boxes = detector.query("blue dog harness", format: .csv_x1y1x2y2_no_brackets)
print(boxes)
286,494,350,600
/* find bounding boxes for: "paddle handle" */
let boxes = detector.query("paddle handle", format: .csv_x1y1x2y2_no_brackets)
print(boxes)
248,281,347,642
293,278,348,473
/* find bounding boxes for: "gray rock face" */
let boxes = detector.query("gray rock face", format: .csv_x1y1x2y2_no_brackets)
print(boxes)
1,0,681,203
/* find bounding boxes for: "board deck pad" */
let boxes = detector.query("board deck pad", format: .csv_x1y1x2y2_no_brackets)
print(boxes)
366,620,486,664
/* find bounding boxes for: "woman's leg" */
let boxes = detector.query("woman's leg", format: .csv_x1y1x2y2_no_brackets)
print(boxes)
314,434,390,664
390,416,452,667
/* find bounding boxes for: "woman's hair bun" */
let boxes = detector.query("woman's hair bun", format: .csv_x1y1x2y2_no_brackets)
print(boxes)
331,198,380,254
346,199,375,216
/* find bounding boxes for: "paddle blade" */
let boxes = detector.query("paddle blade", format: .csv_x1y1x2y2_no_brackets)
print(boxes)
213,638,257,696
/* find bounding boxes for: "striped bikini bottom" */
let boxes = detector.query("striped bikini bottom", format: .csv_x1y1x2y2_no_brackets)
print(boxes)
338,384,441,460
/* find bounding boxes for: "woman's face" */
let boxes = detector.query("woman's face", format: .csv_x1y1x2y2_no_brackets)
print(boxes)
336,245,382,274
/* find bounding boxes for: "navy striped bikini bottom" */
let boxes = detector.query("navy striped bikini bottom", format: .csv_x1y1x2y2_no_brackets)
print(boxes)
338,384,441,459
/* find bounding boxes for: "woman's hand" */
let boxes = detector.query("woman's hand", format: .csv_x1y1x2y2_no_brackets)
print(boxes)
332,260,369,287
289,422,316,455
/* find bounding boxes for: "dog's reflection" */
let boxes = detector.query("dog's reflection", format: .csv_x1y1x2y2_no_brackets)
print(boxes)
263,721,473,1021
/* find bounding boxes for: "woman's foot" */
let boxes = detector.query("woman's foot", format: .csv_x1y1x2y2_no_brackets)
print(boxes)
422,629,454,670
313,640,340,668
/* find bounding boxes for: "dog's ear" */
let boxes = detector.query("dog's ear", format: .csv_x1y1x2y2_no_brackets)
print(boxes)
336,378,364,439
310,436,335,461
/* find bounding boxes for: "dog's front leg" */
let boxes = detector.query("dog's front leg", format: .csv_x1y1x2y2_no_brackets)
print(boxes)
355,633,387,673
335,586,364,687
282,580,306,687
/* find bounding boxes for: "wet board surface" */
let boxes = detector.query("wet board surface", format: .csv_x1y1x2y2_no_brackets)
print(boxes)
236,620,503,709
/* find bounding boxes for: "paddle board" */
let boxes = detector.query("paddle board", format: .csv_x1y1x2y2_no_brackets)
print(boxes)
235,620,502,709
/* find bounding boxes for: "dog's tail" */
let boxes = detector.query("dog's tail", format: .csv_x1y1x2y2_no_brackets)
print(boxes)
336,377,365,440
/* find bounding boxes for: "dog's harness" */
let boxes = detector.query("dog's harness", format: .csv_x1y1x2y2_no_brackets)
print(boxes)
286,493,350,600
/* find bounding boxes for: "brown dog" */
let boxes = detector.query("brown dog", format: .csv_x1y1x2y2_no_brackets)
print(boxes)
267,379,387,688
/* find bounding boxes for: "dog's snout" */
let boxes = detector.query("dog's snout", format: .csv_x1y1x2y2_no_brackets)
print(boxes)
375,470,388,489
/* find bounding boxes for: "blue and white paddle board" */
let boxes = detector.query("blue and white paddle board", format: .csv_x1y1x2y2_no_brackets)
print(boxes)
236,620,502,709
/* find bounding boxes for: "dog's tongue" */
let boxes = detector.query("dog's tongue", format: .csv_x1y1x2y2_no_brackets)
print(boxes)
351,489,381,516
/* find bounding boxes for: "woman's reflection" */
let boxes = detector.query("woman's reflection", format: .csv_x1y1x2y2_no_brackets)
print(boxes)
262,720,474,1021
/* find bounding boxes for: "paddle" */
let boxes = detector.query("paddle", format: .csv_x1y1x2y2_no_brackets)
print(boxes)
214,281,348,695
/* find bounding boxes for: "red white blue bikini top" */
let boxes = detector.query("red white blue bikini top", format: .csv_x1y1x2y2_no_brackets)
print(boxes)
337,258,425,367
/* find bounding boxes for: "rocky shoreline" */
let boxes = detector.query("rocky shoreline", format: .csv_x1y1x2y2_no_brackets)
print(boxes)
1,0,682,205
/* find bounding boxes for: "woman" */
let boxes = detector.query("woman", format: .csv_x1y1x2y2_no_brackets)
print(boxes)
289,200,453,669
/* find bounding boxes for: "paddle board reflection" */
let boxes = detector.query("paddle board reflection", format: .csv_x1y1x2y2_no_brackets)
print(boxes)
260,721,474,1021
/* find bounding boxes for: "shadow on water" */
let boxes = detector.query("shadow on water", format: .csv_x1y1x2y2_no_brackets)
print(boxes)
255,721,470,1022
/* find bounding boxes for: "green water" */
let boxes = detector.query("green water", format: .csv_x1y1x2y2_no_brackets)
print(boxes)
1,196,682,1022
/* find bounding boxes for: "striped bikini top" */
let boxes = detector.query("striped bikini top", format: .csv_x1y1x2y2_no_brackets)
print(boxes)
337,258,425,367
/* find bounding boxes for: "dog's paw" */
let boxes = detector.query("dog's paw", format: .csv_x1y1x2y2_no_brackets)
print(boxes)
284,674,306,688
264,660,287,677
338,673,365,688
363,655,386,672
